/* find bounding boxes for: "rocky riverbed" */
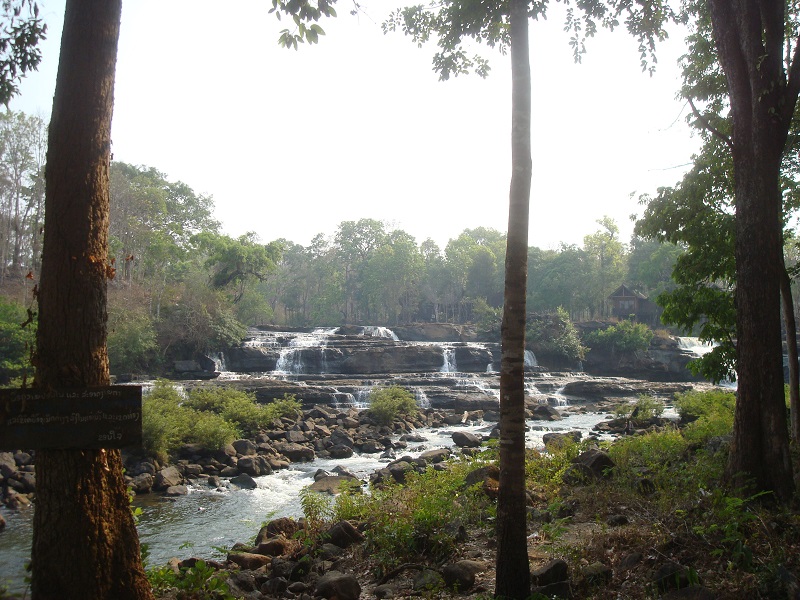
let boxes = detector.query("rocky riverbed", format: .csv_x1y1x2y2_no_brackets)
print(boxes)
0,373,710,596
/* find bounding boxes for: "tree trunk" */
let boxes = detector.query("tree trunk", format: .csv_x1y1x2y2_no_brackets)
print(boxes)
780,260,799,439
495,0,531,596
709,0,795,502
31,2,154,598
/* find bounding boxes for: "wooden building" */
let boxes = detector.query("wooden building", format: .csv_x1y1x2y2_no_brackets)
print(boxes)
608,284,662,324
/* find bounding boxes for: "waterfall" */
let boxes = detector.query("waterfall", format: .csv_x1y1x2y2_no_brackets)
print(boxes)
440,346,457,373
211,352,227,372
549,385,569,407
353,387,372,409
525,380,541,395
677,337,716,357
415,388,431,408
363,326,399,340
524,350,538,368
273,329,337,376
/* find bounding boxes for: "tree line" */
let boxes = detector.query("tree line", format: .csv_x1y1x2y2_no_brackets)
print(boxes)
5,124,800,377
0,134,686,374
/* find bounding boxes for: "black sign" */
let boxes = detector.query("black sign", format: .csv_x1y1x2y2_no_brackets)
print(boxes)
0,386,142,450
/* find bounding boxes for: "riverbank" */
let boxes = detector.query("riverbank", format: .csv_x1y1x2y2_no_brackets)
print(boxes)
139,388,800,600
1,380,755,598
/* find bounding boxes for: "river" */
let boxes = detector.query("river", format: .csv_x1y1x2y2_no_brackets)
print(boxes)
0,410,613,594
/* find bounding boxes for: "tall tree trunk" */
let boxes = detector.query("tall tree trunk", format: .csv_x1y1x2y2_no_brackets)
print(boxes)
31,2,154,599
709,0,795,502
780,260,799,439
495,0,531,596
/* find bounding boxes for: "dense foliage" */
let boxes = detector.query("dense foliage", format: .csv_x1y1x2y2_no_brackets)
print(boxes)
141,381,300,461
0,294,34,384
367,385,418,426
583,319,654,355
526,307,586,364
0,109,745,378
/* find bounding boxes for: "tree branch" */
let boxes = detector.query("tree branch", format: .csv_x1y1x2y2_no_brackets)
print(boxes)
687,97,734,153
783,37,800,127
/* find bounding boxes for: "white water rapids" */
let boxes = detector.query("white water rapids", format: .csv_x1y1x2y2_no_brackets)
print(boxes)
0,410,614,593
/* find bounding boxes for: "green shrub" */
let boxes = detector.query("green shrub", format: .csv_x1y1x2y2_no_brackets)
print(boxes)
107,304,158,375
190,412,239,451
141,381,193,462
185,388,301,438
584,319,654,354
263,393,302,421
368,386,418,426
675,389,736,445
0,296,35,385
527,307,586,363
613,394,665,421
332,458,495,566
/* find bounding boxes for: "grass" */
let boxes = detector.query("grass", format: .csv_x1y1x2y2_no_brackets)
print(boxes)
287,388,800,598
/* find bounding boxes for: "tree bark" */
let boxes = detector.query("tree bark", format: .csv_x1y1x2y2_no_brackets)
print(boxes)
495,0,531,596
708,0,795,501
780,261,799,439
31,2,154,598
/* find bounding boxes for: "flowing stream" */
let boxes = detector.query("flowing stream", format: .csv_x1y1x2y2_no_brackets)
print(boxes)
0,410,612,593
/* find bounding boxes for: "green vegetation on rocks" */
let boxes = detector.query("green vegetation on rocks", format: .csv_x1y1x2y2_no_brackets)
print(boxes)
583,319,654,355
141,381,300,461
367,386,418,426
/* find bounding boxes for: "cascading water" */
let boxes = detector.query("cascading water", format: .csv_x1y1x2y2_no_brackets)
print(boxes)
353,387,372,409
363,326,399,340
524,350,538,368
415,388,431,408
677,337,716,357
440,346,457,373
549,385,570,407
273,328,338,376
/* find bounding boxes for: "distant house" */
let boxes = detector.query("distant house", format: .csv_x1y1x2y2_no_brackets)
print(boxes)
608,284,662,324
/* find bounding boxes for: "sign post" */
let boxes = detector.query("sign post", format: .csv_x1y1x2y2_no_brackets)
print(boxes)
0,386,142,450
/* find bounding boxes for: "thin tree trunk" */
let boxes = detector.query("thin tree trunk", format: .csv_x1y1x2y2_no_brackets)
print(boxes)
780,259,799,439
495,0,531,596
31,2,154,598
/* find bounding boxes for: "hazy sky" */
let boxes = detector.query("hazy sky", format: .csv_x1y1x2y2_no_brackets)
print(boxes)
13,0,699,251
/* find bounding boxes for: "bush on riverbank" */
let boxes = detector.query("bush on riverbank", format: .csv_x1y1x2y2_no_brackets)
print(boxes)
367,386,417,426
276,388,798,598
141,381,300,461
583,318,654,355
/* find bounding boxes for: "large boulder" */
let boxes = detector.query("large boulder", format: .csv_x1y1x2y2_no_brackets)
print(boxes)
419,448,451,463
226,551,271,570
230,473,258,489
452,431,482,448
254,535,299,557
130,473,154,494
530,405,562,421
232,439,257,456
442,560,485,592
164,485,188,497
255,517,300,545
328,444,354,459
153,466,182,491
309,475,357,495
0,452,17,479
273,442,315,462
325,520,365,548
315,571,361,600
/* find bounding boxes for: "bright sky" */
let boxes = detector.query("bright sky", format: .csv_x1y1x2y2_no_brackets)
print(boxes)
13,0,699,252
